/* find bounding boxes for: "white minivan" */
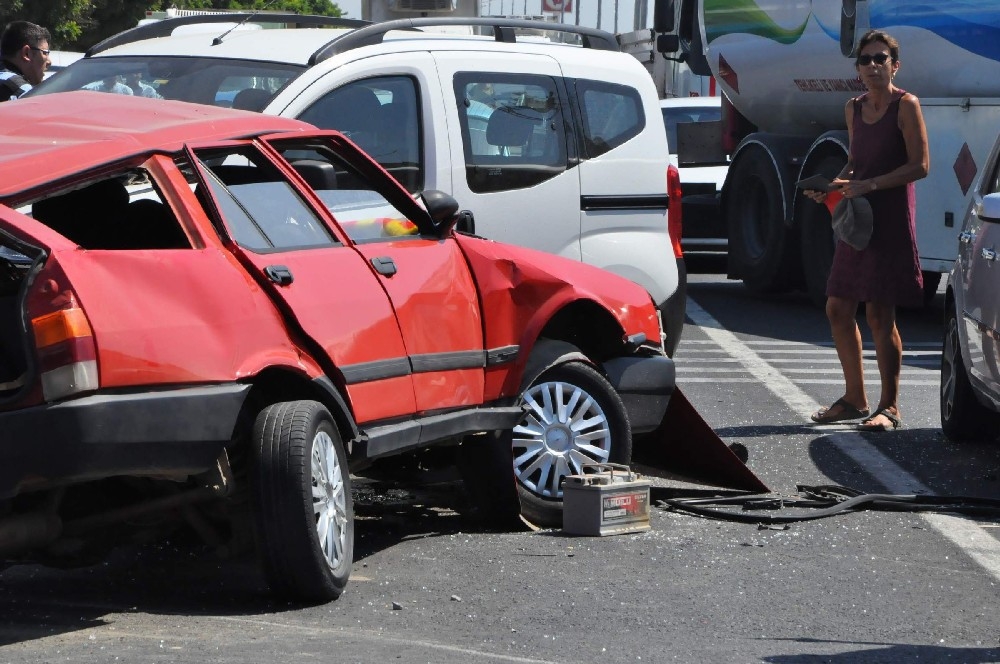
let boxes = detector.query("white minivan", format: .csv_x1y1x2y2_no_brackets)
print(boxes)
31,15,686,355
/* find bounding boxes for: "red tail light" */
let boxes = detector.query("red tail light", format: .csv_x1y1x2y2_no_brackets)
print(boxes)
667,163,683,258
27,269,98,402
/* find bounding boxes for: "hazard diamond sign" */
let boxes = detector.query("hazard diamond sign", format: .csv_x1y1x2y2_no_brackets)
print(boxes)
542,0,573,11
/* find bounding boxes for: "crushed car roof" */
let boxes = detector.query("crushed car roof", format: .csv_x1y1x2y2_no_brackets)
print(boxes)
0,91,311,197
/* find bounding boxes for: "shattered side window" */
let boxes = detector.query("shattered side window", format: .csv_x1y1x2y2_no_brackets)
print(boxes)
28,168,190,250
191,146,340,252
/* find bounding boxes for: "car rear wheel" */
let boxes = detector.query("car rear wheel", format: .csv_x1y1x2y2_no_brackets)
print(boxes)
508,361,631,527
251,400,353,602
940,308,1000,442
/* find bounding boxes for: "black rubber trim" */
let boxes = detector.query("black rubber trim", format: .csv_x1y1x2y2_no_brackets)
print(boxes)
339,357,412,384
359,404,524,459
409,350,486,373
486,345,519,366
581,194,670,211
0,384,251,499
341,346,520,384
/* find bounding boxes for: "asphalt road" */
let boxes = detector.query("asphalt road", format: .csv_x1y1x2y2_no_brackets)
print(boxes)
1,263,998,664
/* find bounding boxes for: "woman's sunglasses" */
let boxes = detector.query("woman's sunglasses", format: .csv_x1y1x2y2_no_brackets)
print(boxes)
857,53,891,66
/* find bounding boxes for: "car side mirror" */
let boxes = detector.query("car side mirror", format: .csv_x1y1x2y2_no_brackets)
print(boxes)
981,193,1000,223
456,210,475,235
420,190,460,237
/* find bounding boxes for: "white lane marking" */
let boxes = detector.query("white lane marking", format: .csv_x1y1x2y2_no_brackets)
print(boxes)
685,298,1000,583
209,616,560,663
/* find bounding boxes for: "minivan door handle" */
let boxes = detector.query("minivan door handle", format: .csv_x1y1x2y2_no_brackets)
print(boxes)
371,256,398,277
264,264,294,285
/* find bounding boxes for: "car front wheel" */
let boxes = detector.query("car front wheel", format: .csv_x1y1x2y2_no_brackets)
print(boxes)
509,361,631,527
251,400,354,602
940,307,1000,442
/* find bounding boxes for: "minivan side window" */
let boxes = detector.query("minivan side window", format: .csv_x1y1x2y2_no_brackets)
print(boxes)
454,73,568,194
299,76,423,193
576,79,645,158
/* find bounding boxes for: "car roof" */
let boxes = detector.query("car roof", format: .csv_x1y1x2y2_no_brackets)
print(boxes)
0,91,311,198
100,28,351,64
87,16,619,65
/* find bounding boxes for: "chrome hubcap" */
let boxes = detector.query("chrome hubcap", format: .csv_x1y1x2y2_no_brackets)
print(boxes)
512,380,612,499
311,430,347,571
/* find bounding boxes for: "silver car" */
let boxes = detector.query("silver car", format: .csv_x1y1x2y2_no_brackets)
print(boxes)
941,136,1000,442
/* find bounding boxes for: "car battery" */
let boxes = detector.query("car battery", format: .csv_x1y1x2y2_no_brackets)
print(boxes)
562,463,651,536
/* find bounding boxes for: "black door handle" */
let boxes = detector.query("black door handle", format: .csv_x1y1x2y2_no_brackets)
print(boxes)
264,264,294,285
371,256,397,277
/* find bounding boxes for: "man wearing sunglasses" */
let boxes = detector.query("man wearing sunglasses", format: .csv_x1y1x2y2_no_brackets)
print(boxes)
0,20,51,102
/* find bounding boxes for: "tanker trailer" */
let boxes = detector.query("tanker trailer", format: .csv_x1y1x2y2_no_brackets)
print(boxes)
654,0,1000,304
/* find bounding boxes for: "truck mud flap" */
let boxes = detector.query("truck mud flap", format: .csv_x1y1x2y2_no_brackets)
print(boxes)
633,388,770,493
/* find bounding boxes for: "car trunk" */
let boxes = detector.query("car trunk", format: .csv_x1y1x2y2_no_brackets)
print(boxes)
0,235,43,402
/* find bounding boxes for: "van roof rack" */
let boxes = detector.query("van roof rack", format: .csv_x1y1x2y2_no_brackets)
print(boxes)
87,13,371,56
87,14,620,61
310,17,620,64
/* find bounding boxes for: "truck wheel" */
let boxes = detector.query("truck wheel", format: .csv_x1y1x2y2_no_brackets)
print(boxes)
798,156,844,306
508,361,631,528
940,307,1000,442
251,400,353,602
727,147,799,294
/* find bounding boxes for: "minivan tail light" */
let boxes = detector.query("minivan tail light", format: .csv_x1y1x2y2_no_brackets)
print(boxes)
667,164,683,258
31,307,98,401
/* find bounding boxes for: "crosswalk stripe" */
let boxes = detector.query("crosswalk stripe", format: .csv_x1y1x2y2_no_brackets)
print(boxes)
685,297,1000,584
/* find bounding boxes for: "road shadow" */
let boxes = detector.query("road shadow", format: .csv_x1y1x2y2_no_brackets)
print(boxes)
763,640,1000,663
0,466,515,648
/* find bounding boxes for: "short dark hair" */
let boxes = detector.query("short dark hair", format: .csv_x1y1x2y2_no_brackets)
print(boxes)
1,20,51,59
857,29,900,64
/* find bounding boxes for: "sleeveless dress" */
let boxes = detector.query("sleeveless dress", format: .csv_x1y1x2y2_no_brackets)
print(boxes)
826,91,923,307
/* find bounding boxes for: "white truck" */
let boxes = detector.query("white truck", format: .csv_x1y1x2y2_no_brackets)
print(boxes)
653,0,1000,304
618,27,716,99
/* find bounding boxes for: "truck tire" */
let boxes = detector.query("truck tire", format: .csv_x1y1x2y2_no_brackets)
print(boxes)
508,360,631,528
251,400,354,602
798,156,845,306
940,307,1000,442
727,147,799,294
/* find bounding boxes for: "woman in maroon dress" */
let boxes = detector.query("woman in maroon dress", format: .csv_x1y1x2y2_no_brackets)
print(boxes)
804,29,929,431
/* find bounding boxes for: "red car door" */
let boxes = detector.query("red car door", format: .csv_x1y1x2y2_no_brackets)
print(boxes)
187,141,417,425
265,136,487,414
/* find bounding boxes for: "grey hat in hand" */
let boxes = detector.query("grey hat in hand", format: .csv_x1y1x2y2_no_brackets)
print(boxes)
831,195,873,251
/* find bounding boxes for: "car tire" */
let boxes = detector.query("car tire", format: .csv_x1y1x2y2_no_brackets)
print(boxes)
727,147,799,294
508,360,631,528
250,400,354,602
940,307,1000,442
798,156,844,307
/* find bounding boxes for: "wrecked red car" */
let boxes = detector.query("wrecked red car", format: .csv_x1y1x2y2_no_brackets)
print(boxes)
0,92,674,602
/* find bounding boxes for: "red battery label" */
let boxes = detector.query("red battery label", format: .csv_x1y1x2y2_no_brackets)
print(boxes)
601,490,649,522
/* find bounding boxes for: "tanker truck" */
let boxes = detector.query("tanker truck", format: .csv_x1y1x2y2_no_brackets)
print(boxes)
653,0,1000,304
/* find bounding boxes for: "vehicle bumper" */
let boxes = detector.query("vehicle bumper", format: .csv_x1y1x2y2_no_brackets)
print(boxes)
659,256,687,358
0,384,250,499
603,353,675,434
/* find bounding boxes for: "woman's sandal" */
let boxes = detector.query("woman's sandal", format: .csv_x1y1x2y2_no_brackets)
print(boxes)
810,397,870,424
858,407,902,432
